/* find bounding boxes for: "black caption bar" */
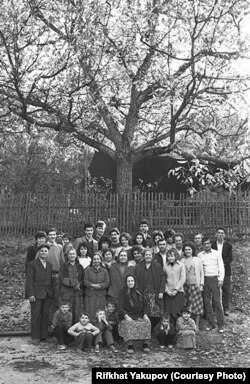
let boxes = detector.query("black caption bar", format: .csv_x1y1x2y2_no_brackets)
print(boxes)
92,368,249,384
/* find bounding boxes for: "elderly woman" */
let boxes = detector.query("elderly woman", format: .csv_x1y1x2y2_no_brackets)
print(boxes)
163,248,186,324
181,242,204,329
134,248,165,328
84,253,110,321
59,248,85,324
117,274,151,354
108,249,134,303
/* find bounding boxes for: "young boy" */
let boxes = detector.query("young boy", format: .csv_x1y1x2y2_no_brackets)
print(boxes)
51,301,73,350
176,307,197,349
94,309,118,353
68,312,100,353
154,314,176,349
105,300,120,344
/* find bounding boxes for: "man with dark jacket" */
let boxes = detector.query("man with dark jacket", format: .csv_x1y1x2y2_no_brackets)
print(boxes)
26,244,53,345
212,228,233,316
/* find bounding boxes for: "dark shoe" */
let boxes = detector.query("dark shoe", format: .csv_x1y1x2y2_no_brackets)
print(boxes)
143,343,150,352
224,310,229,316
31,339,40,346
126,345,134,354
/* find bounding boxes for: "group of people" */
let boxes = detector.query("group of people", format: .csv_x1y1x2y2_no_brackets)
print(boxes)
25,219,233,353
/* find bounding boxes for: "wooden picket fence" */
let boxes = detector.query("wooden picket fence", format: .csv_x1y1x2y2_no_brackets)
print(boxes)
0,191,250,237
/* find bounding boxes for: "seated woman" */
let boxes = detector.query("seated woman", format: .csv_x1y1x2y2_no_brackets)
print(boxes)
135,248,165,329
117,275,151,354
59,248,85,324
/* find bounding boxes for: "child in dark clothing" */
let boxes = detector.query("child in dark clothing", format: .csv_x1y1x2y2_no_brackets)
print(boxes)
51,301,73,350
94,309,118,353
105,300,119,342
154,314,176,349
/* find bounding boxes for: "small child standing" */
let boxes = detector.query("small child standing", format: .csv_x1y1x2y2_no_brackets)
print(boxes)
94,309,118,353
154,314,176,349
105,300,119,343
176,306,197,349
51,301,73,350
68,311,100,353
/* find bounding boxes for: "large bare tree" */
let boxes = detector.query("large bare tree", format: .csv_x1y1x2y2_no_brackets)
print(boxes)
0,0,249,195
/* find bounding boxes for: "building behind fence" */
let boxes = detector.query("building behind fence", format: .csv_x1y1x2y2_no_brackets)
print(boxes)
0,192,249,237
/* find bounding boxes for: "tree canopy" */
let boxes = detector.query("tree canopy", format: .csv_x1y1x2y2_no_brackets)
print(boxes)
0,0,249,195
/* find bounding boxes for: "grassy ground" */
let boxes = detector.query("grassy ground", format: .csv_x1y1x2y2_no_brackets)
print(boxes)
0,236,250,383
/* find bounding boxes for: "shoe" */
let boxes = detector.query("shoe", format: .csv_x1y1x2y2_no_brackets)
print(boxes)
168,345,173,349
31,339,40,346
218,328,224,333
160,345,165,349
76,347,83,353
95,344,100,353
205,325,216,331
224,310,229,316
126,345,134,354
109,345,118,353
143,343,150,353
58,345,66,350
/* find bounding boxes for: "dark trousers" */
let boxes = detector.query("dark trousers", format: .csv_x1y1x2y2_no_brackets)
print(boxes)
157,330,176,346
52,274,60,311
222,275,231,310
95,329,114,347
203,276,224,328
75,332,93,350
53,325,72,345
30,295,51,340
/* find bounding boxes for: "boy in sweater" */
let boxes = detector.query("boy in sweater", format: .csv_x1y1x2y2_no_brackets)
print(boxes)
51,301,73,350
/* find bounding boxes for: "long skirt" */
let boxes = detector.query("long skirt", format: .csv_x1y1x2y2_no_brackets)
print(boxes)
164,292,185,315
184,285,203,315
84,294,106,321
118,319,151,342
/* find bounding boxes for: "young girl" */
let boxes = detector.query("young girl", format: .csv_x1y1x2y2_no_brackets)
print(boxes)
94,309,118,353
68,311,100,352
132,231,147,248
154,314,176,349
176,306,198,349
77,242,92,270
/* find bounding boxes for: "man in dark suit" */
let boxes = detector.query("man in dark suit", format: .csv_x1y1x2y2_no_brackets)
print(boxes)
26,244,53,345
212,228,233,316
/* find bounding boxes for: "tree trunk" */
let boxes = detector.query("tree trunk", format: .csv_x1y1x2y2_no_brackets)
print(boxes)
116,154,133,197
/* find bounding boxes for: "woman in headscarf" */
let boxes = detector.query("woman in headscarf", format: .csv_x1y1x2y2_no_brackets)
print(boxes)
117,274,151,354
134,248,165,329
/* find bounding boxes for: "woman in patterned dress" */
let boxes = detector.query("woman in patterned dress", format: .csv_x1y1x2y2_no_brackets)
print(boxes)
181,242,204,329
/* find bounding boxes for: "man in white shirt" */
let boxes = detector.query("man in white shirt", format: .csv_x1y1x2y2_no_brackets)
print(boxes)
198,237,225,333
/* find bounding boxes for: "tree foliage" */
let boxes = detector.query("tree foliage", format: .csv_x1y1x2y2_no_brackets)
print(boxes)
0,0,249,195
